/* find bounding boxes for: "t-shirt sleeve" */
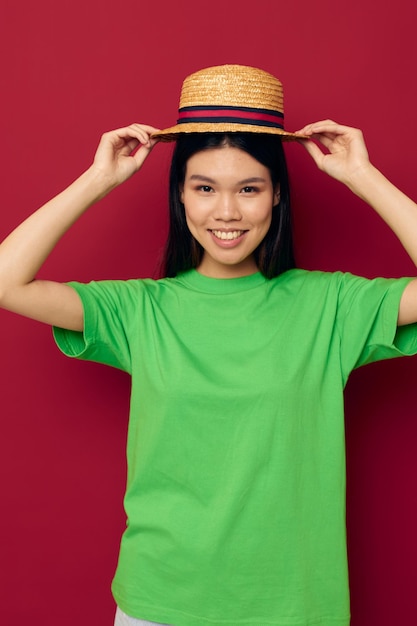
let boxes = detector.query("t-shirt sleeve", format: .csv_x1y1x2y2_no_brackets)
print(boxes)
52,280,137,373
336,273,417,380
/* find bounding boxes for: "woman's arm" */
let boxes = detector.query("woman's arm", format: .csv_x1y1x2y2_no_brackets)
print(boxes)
296,120,417,326
0,123,159,331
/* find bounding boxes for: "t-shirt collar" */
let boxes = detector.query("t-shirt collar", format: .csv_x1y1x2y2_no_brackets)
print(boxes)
175,268,268,294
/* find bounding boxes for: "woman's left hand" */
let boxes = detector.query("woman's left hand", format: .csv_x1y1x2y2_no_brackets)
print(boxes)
295,120,371,188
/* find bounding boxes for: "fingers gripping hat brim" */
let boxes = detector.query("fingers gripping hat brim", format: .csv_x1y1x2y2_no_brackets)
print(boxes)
151,65,306,142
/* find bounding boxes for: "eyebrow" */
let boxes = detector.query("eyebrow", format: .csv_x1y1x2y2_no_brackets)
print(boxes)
188,175,268,184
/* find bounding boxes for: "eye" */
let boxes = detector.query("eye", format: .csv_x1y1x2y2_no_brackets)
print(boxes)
198,185,214,193
241,186,257,194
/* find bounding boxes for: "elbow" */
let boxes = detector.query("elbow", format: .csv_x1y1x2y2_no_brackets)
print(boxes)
0,282,24,313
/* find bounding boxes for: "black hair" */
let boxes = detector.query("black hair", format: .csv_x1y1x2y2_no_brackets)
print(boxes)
160,132,296,279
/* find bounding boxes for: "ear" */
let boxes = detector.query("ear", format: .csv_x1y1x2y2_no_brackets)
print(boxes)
273,185,280,206
179,186,184,203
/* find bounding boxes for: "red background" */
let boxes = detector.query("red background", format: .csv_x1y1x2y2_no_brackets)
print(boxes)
1,1,417,625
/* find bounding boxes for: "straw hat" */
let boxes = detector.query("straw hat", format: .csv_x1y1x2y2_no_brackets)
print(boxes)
152,64,304,142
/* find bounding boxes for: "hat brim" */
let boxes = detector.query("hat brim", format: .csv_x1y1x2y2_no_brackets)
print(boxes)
151,122,308,142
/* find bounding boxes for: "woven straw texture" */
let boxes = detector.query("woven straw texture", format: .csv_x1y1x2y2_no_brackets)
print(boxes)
152,64,305,141
178,65,284,111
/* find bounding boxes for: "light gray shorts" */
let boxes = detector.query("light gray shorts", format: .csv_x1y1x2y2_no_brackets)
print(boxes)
114,606,170,626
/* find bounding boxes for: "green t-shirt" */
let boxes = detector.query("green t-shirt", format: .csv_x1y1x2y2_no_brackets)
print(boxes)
53,269,417,626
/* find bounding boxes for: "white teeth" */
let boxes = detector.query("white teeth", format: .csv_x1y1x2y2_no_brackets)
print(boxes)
211,230,244,240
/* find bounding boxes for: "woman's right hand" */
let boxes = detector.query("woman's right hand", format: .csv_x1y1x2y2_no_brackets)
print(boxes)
0,123,160,331
90,123,160,190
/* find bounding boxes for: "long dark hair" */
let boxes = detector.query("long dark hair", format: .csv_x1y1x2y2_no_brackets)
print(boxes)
161,132,296,279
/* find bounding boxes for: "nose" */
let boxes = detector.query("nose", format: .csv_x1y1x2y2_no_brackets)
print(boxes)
213,193,242,221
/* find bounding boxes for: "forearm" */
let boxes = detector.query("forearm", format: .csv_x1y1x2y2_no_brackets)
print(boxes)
348,163,417,268
0,166,112,298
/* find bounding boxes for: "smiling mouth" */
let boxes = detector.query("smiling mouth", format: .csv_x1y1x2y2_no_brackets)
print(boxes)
210,229,247,241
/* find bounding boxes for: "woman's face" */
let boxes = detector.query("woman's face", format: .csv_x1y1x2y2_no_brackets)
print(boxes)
181,145,280,278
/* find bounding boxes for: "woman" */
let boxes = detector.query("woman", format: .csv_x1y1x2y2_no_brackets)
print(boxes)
1,65,417,626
